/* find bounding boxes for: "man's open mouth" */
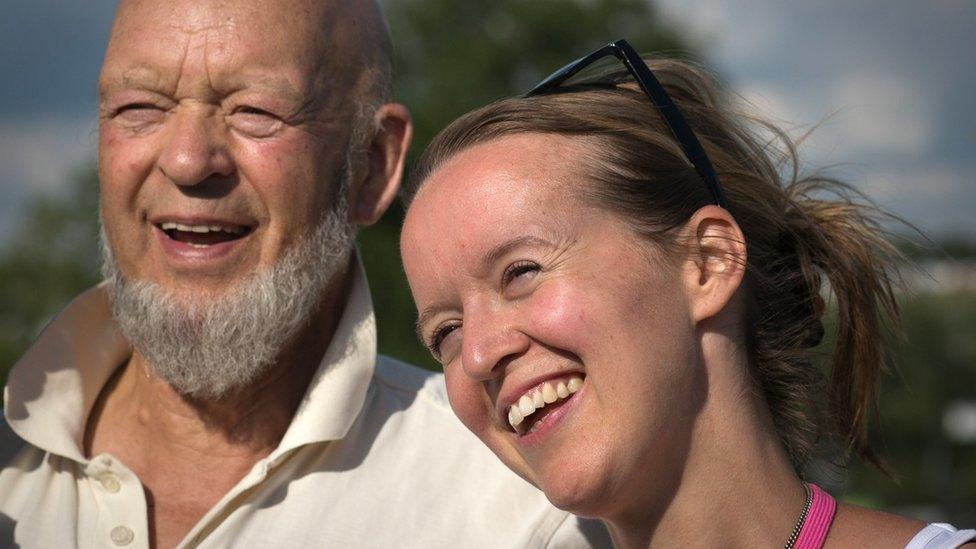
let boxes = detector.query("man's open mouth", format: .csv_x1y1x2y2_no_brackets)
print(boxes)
157,222,252,248
507,375,584,436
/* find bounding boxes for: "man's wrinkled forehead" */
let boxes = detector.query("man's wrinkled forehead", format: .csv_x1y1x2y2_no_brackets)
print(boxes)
102,0,379,101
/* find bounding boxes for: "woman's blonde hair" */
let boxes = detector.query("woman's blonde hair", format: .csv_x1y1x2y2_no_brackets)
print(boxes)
403,57,904,471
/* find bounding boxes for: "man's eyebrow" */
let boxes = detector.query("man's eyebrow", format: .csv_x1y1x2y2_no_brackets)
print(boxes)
225,73,306,102
99,67,165,96
414,234,557,343
99,68,306,104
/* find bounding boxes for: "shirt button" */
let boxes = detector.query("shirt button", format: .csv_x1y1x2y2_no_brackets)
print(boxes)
100,474,121,493
110,526,134,546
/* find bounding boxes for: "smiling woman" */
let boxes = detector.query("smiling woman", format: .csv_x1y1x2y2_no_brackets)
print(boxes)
399,47,976,549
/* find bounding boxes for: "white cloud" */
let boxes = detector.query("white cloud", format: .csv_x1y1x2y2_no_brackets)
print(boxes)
656,0,788,63
850,163,976,238
736,82,806,126
0,116,97,246
861,164,966,202
0,116,97,196
829,72,935,156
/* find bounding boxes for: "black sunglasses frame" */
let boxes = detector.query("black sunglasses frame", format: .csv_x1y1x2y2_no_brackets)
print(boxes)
527,39,728,209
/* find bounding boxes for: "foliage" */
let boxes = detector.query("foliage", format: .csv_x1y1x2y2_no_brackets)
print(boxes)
843,292,976,524
0,168,101,388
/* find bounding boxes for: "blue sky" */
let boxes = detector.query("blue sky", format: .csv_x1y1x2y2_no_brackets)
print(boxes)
657,0,976,240
1,1,973,243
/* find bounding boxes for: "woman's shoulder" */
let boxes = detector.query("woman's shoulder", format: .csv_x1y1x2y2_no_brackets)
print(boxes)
828,503,974,548
905,523,976,549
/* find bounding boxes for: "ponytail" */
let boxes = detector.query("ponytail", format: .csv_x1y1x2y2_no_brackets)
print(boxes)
777,178,902,467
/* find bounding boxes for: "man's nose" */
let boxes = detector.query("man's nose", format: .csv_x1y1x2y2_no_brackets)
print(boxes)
460,308,530,382
157,106,233,186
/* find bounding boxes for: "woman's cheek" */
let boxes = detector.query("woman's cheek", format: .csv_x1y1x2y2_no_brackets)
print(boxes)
526,282,597,353
444,367,494,437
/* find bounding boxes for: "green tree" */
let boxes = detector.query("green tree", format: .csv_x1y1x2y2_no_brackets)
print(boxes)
0,168,101,388
843,292,976,524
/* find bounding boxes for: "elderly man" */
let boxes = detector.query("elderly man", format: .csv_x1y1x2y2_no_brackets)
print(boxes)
0,0,606,547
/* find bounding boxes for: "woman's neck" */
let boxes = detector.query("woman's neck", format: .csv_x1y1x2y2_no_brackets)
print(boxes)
604,328,809,548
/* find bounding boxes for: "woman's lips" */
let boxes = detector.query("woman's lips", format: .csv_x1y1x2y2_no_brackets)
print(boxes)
506,374,584,434
515,384,584,446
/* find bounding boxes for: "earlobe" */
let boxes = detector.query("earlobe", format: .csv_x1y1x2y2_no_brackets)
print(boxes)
352,103,413,226
684,205,747,322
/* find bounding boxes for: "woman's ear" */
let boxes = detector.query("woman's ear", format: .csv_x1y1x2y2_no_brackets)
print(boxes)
350,103,413,226
681,205,747,322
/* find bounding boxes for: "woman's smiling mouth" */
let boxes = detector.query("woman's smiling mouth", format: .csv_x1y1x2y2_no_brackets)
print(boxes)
506,375,584,435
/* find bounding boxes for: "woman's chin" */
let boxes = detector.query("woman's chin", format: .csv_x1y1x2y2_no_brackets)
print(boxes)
534,467,617,519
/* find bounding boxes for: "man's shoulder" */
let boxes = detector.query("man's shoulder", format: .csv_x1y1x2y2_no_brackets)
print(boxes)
365,355,494,467
0,414,28,470
360,355,612,547
0,411,47,519
365,356,524,495
372,354,452,411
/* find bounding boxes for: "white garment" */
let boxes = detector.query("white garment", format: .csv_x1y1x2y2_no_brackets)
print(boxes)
0,260,608,548
906,523,976,549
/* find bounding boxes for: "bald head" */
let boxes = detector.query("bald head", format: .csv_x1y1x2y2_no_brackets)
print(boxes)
103,0,393,113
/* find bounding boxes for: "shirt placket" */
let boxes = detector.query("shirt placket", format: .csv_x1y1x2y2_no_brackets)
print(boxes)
83,454,150,549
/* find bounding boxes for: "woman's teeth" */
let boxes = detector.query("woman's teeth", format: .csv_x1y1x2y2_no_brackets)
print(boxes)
507,376,583,433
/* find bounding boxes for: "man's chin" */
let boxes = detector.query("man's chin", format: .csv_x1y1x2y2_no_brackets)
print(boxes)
157,280,253,307
99,193,357,399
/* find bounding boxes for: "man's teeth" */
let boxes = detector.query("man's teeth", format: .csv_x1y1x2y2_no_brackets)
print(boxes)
507,376,583,432
159,222,245,234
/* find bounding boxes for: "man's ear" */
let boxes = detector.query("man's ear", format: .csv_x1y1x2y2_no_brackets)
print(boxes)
350,103,412,226
681,205,747,322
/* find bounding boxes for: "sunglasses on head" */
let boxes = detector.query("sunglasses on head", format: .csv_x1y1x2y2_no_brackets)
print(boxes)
526,38,728,209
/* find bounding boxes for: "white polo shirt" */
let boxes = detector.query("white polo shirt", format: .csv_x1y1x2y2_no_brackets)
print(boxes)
0,262,607,548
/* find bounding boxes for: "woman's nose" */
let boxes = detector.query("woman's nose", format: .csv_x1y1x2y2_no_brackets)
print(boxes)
460,309,530,382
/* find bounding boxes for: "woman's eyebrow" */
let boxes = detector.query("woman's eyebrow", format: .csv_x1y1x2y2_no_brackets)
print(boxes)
481,234,555,271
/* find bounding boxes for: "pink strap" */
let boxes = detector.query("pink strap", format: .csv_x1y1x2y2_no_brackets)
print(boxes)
794,483,837,549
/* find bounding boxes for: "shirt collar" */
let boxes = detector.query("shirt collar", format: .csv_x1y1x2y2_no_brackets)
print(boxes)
3,254,377,462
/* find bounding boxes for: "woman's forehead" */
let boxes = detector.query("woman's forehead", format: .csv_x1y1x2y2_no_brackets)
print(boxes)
411,139,587,228
401,136,595,270
419,134,592,207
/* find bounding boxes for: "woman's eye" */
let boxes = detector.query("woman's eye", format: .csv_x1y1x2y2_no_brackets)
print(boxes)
503,261,540,286
428,323,461,361
229,106,283,137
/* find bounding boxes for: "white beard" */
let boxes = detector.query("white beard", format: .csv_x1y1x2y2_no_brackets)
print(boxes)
101,194,356,399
